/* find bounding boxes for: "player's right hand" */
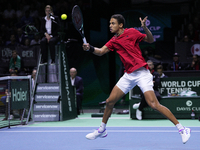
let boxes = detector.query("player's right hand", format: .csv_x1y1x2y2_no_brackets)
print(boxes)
83,43,90,51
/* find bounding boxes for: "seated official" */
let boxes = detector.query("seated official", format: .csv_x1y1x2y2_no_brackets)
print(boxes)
70,68,84,115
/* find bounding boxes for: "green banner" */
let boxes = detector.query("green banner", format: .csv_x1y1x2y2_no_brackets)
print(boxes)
11,80,29,109
159,77,200,96
59,43,77,120
132,77,200,96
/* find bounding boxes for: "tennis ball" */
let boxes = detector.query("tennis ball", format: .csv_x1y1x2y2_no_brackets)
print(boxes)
61,14,67,20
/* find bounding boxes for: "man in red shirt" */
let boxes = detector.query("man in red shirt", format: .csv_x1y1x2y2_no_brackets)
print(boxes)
83,14,190,144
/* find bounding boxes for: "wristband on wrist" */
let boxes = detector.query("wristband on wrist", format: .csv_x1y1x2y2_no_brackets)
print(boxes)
89,45,94,53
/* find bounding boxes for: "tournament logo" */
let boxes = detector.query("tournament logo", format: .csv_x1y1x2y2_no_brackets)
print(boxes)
186,100,193,107
191,44,200,56
146,19,150,27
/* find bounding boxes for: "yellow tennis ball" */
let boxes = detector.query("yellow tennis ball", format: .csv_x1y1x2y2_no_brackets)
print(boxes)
61,14,67,20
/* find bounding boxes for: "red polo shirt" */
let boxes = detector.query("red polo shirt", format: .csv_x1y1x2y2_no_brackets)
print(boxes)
105,28,148,73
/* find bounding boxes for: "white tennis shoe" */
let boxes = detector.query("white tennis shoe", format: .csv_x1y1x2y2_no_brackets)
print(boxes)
86,129,108,140
179,127,191,144
136,109,142,120
133,102,140,109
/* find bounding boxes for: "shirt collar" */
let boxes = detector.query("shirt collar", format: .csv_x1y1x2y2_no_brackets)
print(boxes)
45,16,51,21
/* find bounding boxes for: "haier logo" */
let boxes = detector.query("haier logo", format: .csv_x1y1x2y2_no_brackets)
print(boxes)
12,88,27,101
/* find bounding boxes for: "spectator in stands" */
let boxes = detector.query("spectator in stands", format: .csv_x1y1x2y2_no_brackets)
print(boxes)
0,24,10,42
185,54,200,70
16,4,24,22
32,68,37,90
24,38,30,47
6,34,19,46
181,35,190,42
156,65,168,78
15,28,26,45
70,67,84,115
9,50,21,74
132,60,161,120
0,35,5,46
142,46,161,64
30,33,41,45
20,10,34,27
3,3,16,26
167,53,185,71
40,5,60,64
192,16,200,33
29,4,39,19
1,71,17,121
184,23,199,42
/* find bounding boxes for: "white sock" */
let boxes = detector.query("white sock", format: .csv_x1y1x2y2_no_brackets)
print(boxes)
98,122,106,132
176,123,184,131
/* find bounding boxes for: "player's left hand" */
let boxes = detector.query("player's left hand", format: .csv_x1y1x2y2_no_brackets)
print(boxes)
82,43,90,51
139,16,148,27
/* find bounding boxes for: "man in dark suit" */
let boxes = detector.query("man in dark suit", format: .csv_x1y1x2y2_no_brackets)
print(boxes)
70,68,84,115
40,5,60,64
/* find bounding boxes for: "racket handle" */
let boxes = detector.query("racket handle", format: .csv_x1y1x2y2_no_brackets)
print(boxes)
83,37,87,44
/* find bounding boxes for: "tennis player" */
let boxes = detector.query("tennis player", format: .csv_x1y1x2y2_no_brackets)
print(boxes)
82,14,191,144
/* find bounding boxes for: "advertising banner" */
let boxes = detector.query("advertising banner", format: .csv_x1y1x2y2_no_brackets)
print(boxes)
11,80,29,109
0,45,40,68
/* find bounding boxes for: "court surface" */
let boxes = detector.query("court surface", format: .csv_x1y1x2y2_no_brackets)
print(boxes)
1,113,200,150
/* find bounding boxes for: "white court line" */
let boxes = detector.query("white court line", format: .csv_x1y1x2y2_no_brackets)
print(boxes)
1,130,200,133
78,117,130,119
11,126,200,128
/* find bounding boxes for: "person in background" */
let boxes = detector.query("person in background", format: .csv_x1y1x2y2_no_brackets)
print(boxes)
1,71,17,121
15,28,26,45
70,68,84,115
6,34,19,46
83,14,190,144
32,68,37,90
24,38,30,47
40,5,60,64
184,23,199,42
167,53,185,71
132,60,161,120
9,50,21,74
185,54,200,70
156,64,168,78
30,33,41,45
181,35,190,42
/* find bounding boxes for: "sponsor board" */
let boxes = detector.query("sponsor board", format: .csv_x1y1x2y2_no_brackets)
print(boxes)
33,112,59,121
34,103,60,111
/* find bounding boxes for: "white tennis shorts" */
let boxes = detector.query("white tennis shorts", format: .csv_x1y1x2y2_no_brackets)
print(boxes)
116,67,154,94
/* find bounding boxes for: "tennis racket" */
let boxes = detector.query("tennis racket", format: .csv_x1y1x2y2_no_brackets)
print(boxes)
72,5,87,44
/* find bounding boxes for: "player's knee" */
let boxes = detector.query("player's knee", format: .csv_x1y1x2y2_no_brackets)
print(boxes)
149,101,160,110
106,99,114,108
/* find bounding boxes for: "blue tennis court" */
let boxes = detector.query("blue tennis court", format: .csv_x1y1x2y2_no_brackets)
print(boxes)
1,126,200,150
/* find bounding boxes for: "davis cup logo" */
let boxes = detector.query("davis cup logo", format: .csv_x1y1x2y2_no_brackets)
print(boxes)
191,44,200,56
146,19,150,27
186,100,192,107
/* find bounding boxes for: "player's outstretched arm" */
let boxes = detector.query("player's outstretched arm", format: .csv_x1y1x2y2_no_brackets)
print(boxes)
140,16,154,43
83,44,110,56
